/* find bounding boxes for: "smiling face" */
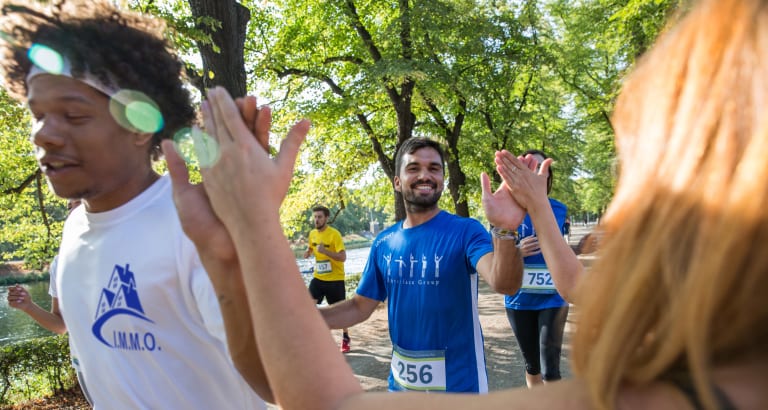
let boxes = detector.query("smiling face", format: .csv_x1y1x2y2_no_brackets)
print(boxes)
394,147,444,213
27,74,156,212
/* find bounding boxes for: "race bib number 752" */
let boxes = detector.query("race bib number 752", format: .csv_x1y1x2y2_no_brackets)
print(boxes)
521,265,557,294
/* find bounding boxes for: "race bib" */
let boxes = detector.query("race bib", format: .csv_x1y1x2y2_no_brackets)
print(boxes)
391,345,446,391
521,265,557,294
315,260,332,273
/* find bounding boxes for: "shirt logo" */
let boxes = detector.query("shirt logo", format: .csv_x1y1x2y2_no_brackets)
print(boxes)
91,263,157,350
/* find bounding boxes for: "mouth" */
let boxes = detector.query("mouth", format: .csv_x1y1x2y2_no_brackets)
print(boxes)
39,157,79,176
411,182,436,193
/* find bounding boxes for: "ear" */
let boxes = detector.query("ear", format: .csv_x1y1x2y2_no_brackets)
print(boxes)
133,132,154,147
394,175,402,193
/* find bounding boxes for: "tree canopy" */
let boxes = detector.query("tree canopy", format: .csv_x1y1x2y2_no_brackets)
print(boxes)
0,0,680,267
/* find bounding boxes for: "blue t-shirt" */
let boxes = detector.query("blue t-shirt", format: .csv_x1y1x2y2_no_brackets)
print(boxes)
357,211,493,393
504,198,569,310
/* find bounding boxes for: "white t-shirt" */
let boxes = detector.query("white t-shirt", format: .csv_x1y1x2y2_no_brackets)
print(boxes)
53,175,264,409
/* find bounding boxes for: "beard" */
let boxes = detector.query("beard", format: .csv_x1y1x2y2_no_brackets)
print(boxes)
314,221,326,229
401,182,442,213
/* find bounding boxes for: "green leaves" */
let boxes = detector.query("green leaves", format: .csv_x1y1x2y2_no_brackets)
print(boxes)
0,335,76,404
0,0,680,255
0,90,66,269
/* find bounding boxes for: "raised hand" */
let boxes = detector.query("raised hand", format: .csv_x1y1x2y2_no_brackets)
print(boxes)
195,87,310,231
162,94,276,265
495,150,552,211
480,172,526,230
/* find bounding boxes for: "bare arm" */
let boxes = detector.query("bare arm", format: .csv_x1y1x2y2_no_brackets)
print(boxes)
478,171,526,294
495,151,584,302
7,286,66,334
320,293,379,329
525,197,583,302
317,245,347,263
197,255,274,403
166,88,361,409
164,97,275,402
475,238,524,295
338,378,593,410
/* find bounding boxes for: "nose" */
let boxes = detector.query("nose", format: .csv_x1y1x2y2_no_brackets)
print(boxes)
416,167,433,182
31,117,66,149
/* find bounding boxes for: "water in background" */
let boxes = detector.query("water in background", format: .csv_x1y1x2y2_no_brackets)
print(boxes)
0,280,54,345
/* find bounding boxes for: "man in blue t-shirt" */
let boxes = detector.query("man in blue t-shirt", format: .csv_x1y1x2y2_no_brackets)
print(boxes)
319,138,525,393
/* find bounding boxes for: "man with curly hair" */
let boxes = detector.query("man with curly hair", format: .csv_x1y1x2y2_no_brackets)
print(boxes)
0,1,269,407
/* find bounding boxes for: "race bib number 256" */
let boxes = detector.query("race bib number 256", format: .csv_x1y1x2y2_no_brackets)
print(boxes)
391,345,446,391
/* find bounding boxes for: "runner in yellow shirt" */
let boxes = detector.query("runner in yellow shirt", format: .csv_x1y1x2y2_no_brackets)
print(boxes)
303,205,350,352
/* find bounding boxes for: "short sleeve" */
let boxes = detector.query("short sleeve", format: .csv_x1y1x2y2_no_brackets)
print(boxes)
356,245,387,302
48,255,59,298
465,220,493,270
333,230,346,252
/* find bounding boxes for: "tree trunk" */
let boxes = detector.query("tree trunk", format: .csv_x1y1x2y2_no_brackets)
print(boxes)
446,148,469,217
187,0,250,98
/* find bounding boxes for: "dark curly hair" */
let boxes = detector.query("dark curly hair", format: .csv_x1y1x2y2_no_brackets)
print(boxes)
0,0,195,152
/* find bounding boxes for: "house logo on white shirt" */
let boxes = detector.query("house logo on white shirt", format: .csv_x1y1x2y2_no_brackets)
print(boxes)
91,263,157,350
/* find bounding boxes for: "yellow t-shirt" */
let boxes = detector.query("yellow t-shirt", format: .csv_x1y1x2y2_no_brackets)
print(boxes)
308,226,346,281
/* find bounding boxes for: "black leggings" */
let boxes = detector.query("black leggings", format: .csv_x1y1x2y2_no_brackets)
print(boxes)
505,306,569,381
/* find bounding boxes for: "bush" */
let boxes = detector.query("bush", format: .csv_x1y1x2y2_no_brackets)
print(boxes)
0,335,77,405
0,273,48,287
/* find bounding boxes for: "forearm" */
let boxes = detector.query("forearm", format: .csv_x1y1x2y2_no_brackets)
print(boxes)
198,255,274,402
231,215,362,409
320,297,373,329
319,249,346,263
484,238,524,295
22,304,66,334
528,201,584,302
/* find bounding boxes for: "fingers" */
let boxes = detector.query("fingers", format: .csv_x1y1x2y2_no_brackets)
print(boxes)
201,100,219,146
254,105,272,152
208,88,236,143
498,150,528,171
521,155,535,171
480,172,492,198
237,95,258,133
161,140,191,190
539,158,553,177
275,119,311,179
234,95,271,151
209,87,257,148
7,285,27,305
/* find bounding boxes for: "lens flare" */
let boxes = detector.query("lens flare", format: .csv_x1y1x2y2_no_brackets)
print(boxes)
28,44,63,75
172,126,220,168
109,90,164,134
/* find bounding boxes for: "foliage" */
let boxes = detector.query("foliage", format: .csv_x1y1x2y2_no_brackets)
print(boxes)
0,0,681,263
0,272,48,287
543,0,681,214
0,335,76,405
0,90,67,269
